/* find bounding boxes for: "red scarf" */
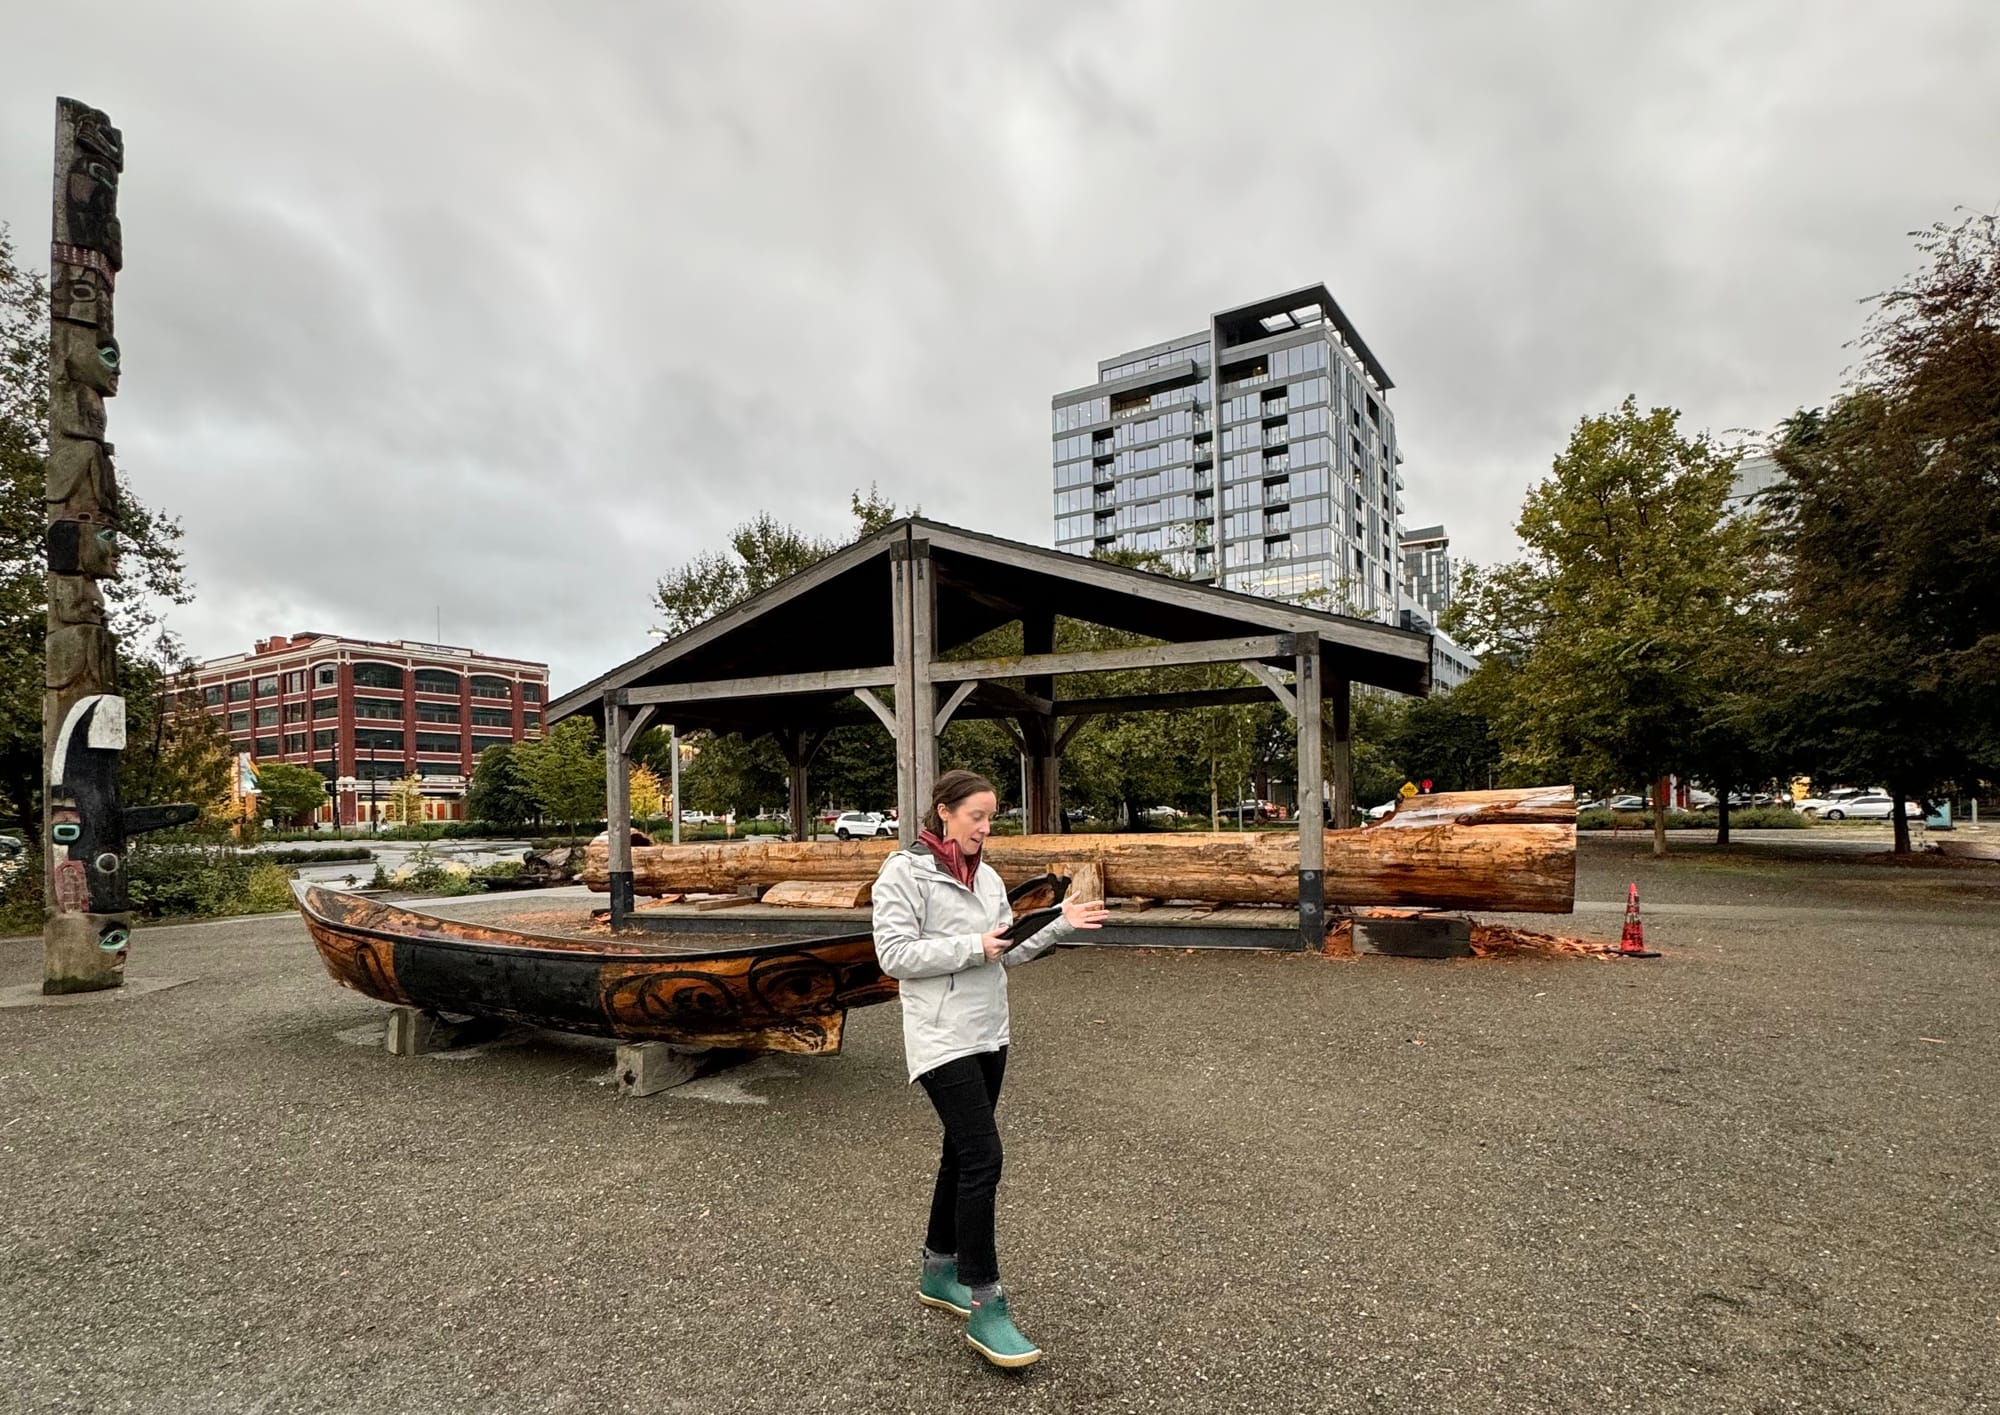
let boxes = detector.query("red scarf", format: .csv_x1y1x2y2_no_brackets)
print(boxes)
919,829,981,889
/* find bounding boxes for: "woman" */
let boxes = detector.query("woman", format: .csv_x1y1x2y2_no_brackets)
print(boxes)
872,769,1109,1369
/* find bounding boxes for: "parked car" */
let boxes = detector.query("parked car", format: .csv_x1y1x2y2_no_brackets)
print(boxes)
1605,795,1648,812
1231,799,1285,821
1794,788,1867,816
1816,791,1924,822
1364,800,1398,821
1141,805,1185,821
1686,790,1717,809
832,811,894,841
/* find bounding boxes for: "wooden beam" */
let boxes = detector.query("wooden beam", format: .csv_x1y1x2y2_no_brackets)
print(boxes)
1054,714,1096,754
995,717,1027,754
623,665,897,707
1033,685,1270,719
603,691,634,925
1242,661,1297,718
967,681,1054,717
617,702,658,756
917,523,1433,664
1294,639,1324,950
933,680,979,734
852,687,896,734
929,633,1293,684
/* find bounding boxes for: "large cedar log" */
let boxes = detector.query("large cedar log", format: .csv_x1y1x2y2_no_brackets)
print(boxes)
585,788,1577,914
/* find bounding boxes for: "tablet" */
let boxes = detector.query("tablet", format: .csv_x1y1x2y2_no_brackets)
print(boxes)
998,905,1066,950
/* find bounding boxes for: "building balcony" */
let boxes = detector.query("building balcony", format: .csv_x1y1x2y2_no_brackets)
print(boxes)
1263,429,1288,448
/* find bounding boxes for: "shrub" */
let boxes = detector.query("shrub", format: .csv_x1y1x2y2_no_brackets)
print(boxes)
241,862,298,913
261,846,373,864
471,859,523,881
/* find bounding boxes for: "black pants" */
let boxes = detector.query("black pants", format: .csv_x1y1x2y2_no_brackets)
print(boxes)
917,1047,1008,1288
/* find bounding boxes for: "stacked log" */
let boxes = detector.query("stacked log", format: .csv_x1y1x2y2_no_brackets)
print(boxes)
583,787,1576,915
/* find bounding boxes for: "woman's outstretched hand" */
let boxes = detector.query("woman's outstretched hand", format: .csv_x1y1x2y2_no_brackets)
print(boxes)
1061,896,1111,930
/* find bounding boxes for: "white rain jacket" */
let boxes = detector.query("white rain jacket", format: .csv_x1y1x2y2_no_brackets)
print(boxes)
872,843,1075,1083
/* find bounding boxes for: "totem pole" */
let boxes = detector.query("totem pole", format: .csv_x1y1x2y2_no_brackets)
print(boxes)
43,98,192,994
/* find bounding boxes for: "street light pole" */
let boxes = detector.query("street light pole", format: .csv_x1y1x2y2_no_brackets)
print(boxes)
368,744,378,836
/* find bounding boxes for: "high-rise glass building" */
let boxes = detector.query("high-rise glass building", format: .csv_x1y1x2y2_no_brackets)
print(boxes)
1051,285,1406,620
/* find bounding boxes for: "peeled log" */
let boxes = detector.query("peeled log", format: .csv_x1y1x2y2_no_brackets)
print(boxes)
585,787,1577,915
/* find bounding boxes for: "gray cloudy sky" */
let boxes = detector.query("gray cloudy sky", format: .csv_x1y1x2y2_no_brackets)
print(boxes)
6,1,1996,693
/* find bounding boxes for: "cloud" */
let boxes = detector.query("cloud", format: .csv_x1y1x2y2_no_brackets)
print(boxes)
4,0,1994,692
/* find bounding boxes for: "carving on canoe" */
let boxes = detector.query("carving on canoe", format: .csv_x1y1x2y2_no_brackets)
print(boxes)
292,881,897,1055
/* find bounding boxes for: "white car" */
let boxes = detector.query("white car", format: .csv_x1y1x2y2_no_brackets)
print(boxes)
1816,792,1923,821
1794,788,1865,816
832,811,894,841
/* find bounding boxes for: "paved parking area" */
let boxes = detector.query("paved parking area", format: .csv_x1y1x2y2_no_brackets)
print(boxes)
2,836,1995,1413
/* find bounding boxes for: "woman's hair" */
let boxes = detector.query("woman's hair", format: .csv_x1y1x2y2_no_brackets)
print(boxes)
929,769,995,826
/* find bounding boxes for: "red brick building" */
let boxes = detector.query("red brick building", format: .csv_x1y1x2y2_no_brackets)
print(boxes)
191,632,549,824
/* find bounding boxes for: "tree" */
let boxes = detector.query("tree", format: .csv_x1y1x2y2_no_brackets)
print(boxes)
1,224,193,834
1387,687,1501,795
652,485,915,636
628,762,666,820
253,761,328,827
1767,220,2000,851
1446,398,1759,855
515,717,606,836
118,668,232,828
383,775,427,827
466,743,537,827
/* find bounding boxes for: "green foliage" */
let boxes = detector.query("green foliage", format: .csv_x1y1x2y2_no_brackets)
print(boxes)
252,761,328,827
466,743,538,827
471,859,523,881
1577,806,1806,831
515,717,606,833
1446,398,1767,851
262,845,372,864
0,225,195,834
652,485,914,637
118,843,300,919
1767,211,2000,844
393,843,480,894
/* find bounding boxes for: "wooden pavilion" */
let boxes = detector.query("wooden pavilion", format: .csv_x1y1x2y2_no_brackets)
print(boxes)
548,517,1434,950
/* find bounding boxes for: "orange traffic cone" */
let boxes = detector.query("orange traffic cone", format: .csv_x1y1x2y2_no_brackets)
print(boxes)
1618,882,1658,958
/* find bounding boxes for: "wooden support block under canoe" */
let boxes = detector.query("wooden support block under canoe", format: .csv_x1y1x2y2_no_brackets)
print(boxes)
761,879,873,909
635,895,685,910
693,894,757,911
615,1042,707,1096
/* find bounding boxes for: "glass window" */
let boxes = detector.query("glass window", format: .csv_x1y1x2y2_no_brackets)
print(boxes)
203,686,223,707
419,762,462,779
255,675,279,696
229,711,250,732
356,759,402,782
313,698,339,719
283,702,306,722
469,676,512,700
414,733,461,754
416,703,460,724
521,684,541,703
228,681,250,702
312,730,338,751
283,671,306,694
282,733,307,754
354,729,404,752
314,664,337,687
254,736,280,757
354,697,402,721
352,662,404,691
255,707,279,728
470,735,513,755
523,712,540,729
470,706,512,729
413,669,460,695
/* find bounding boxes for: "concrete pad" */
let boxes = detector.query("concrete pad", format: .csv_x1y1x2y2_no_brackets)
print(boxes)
0,975,194,1008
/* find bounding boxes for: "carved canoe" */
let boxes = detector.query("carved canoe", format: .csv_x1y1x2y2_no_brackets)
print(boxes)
292,881,899,1055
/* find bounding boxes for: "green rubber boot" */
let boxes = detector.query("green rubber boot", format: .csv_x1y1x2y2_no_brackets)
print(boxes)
917,1260,972,1317
965,1290,1042,1369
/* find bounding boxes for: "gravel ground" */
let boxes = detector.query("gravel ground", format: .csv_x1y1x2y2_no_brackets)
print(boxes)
2,836,1995,1414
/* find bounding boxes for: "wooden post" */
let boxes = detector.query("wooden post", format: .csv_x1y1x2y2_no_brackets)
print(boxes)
1023,612,1060,834
43,99,131,993
781,728,826,843
669,723,681,844
890,542,916,843
1294,637,1324,950
910,540,937,831
1329,675,1352,829
603,692,634,926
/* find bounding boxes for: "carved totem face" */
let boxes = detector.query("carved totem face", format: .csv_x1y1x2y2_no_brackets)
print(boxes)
70,105,124,170
64,162,122,269
51,260,114,335
48,695,130,916
45,440,119,517
47,518,118,579
58,323,120,397
53,385,108,442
